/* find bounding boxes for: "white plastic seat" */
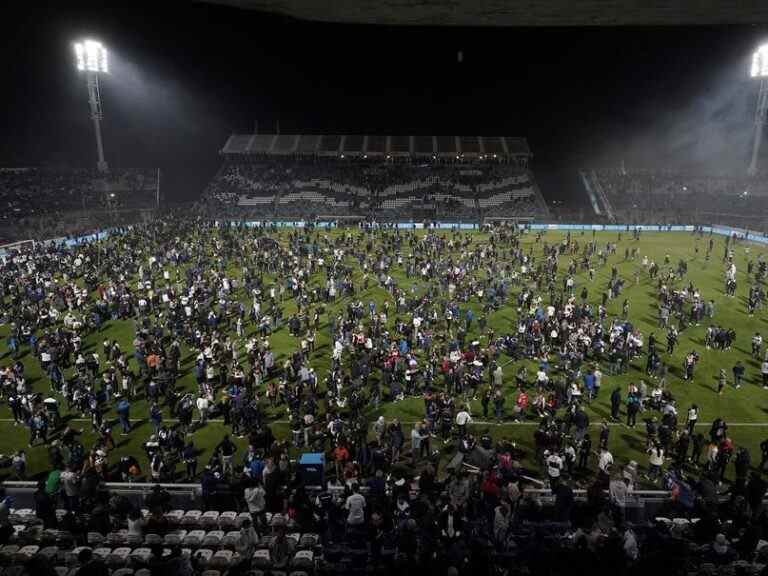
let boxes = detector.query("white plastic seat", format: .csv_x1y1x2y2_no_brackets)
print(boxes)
252,549,271,569
165,510,185,524
202,530,224,547
298,534,318,549
112,569,134,576
218,512,237,530
193,548,213,567
107,531,127,546
135,569,151,576
221,531,240,549
144,534,163,546
16,545,40,561
200,511,220,528
93,547,112,560
209,549,233,569
183,530,206,547
291,549,314,569
126,534,144,547
201,571,221,576
54,567,69,576
181,510,203,526
235,513,251,528
107,547,133,567
163,533,183,547
87,532,105,546
130,547,153,563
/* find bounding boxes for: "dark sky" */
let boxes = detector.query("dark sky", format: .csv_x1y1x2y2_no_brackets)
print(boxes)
2,1,768,204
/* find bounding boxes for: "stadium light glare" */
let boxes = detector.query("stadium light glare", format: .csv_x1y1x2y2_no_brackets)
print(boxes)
74,40,108,74
749,43,768,175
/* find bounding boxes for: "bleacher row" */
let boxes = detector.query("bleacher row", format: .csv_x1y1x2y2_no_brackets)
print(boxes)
221,134,531,159
1,508,317,576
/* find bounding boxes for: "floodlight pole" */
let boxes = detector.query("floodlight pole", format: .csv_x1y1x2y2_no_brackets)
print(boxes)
86,71,109,173
749,77,768,176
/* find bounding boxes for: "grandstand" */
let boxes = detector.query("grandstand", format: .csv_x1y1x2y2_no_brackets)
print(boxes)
0,167,160,242
583,168,768,231
205,133,549,221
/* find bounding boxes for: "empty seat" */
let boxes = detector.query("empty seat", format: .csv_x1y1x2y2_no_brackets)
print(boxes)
201,571,220,576
54,567,69,576
252,549,271,569
0,545,20,562
183,530,206,547
235,513,251,528
202,530,224,547
181,511,203,526
209,549,234,569
163,531,186,547
15,545,40,561
200,512,220,528
130,548,153,563
87,532,105,546
107,547,133,567
298,534,318,549
112,569,134,576
221,531,240,549
218,512,237,530
126,534,144,547
291,549,314,569
144,534,163,546
107,531,127,546
135,569,151,576
165,510,185,525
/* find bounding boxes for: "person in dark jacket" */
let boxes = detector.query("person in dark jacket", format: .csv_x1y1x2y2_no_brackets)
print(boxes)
34,480,57,528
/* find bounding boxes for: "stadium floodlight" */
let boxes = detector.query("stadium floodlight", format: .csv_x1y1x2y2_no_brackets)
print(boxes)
73,39,109,173
748,43,768,175
74,40,108,73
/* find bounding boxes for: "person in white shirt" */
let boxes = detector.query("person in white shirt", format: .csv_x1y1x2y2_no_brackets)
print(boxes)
545,452,563,483
646,444,664,483
455,408,472,438
598,447,614,475
196,395,210,425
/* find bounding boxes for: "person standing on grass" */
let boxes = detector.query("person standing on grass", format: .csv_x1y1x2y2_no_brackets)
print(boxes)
610,387,622,421
718,369,727,395
733,361,745,390
761,358,768,389
686,404,699,435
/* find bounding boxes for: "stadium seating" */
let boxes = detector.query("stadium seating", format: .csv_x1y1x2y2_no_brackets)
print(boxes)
203,159,550,220
590,168,768,231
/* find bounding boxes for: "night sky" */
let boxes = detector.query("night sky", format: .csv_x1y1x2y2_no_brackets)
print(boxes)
3,2,768,204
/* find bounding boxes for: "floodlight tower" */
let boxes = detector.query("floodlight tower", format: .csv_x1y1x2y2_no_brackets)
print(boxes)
749,44,768,176
74,40,109,173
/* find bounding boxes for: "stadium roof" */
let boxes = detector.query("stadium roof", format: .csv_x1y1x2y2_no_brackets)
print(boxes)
221,134,532,159
204,0,768,26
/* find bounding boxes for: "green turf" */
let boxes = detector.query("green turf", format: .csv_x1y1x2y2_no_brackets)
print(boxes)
1,228,767,485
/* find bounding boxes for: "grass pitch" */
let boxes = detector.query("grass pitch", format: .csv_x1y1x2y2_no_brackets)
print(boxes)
1,228,767,486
